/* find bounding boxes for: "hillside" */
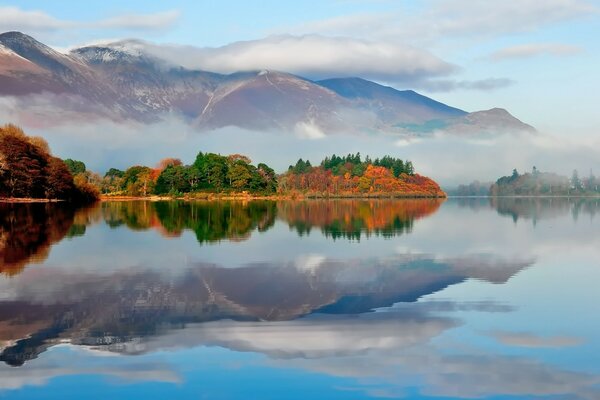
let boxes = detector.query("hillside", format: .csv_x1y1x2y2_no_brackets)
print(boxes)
0,31,535,135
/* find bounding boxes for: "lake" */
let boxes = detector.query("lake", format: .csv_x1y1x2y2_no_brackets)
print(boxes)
1,198,599,399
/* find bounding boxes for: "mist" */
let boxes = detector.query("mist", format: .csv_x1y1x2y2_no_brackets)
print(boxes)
1,95,598,186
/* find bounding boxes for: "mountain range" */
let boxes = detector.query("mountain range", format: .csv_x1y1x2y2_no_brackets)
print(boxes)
0,31,535,135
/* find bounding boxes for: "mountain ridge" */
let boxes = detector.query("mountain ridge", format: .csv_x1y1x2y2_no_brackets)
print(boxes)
0,31,535,135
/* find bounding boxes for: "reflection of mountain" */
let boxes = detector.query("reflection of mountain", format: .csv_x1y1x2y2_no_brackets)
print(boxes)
0,203,83,275
0,254,532,366
278,199,443,239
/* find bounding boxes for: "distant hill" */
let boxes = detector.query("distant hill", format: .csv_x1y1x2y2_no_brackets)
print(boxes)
0,31,535,135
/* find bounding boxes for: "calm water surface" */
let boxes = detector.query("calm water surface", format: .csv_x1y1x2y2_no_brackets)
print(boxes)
0,198,599,399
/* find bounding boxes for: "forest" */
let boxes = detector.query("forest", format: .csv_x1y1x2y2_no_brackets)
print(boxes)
99,153,277,196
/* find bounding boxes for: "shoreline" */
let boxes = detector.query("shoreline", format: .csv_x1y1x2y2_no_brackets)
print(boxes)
0,198,66,203
99,192,447,202
5,194,600,203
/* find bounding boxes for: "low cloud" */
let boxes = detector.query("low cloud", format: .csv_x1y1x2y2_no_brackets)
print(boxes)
135,34,456,83
421,77,515,92
75,35,513,92
488,43,583,61
294,120,326,140
0,6,180,33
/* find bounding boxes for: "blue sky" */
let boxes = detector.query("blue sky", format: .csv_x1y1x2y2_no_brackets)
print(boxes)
1,0,599,136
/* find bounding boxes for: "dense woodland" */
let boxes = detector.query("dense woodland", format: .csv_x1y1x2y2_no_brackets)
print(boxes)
99,153,277,196
96,152,444,198
491,167,600,196
0,124,98,203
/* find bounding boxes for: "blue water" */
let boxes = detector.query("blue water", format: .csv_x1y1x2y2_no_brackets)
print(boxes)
0,198,599,399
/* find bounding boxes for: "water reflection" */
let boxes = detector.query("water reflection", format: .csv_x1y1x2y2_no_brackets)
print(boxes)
1,199,445,275
0,253,532,366
1,198,599,399
279,199,442,239
0,203,84,275
100,199,443,241
102,200,277,242
456,196,600,223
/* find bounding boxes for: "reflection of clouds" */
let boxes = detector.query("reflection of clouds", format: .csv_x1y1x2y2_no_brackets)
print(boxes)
414,351,600,399
102,311,457,359
0,345,180,390
92,312,599,399
1,302,597,398
489,330,584,348
285,348,600,399
293,253,326,274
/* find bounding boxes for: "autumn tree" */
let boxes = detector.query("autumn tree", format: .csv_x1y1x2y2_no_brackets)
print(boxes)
0,124,98,203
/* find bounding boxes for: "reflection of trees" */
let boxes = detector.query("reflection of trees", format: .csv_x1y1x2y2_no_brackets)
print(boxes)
0,203,79,275
153,201,277,243
278,199,443,240
101,201,159,230
490,197,600,223
101,201,277,243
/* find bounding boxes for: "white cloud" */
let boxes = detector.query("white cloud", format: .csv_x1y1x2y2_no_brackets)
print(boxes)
137,34,456,82
286,0,598,44
0,6,67,31
488,43,583,61
0,6,180,33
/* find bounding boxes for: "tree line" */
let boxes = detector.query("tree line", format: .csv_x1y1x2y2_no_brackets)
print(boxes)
98,153,277,196
94,152,439,197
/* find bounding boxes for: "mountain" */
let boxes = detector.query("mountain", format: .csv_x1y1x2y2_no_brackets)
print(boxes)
317,77,466,124
0,32,535,135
